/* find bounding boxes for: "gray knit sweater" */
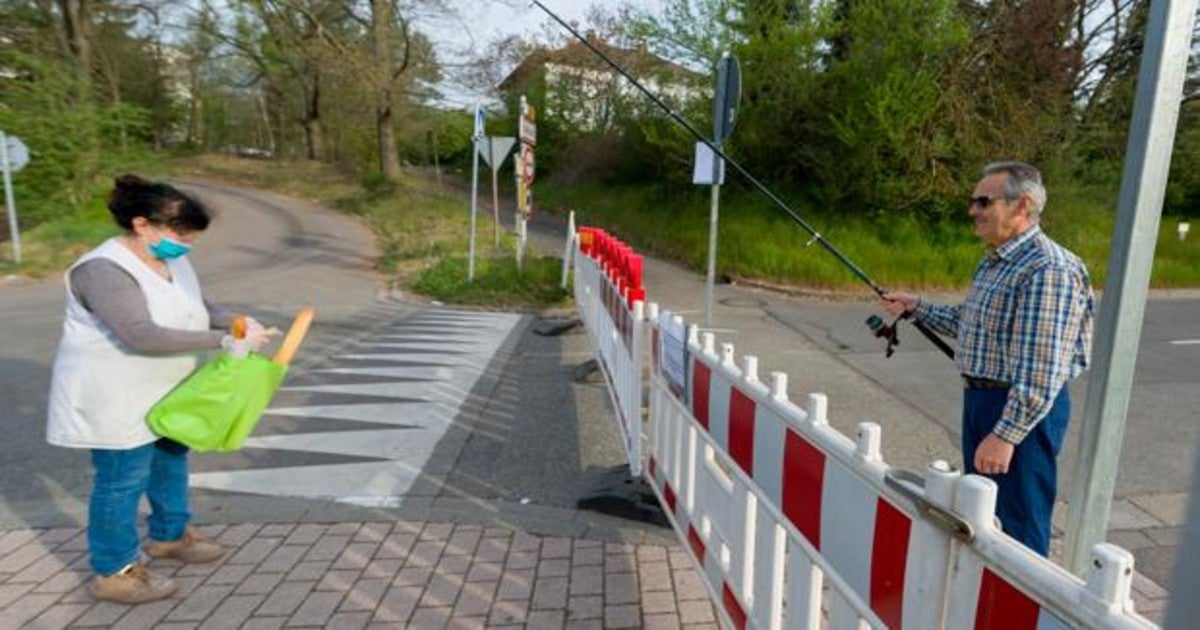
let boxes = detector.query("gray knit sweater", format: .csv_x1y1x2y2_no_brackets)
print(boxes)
69,259,231,353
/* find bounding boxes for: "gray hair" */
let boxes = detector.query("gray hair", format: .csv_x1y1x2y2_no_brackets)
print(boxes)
983,161,1046,219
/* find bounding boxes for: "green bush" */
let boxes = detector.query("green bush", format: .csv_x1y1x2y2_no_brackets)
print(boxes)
413,256,569,308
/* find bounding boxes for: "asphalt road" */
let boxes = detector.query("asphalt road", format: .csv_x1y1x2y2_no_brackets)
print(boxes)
763,294,1200,499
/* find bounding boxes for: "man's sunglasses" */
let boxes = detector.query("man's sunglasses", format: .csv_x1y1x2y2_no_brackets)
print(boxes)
969,195,1007,209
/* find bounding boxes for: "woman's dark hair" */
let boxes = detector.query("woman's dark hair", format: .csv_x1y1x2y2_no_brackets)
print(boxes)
107,174,211,233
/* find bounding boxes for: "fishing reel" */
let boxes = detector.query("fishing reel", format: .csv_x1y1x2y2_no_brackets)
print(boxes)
865,314,901,358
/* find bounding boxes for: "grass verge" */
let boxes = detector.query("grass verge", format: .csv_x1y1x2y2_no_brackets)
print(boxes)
0,149,169,278
413,256,568,307
0,194,120,277
538,180,1200,291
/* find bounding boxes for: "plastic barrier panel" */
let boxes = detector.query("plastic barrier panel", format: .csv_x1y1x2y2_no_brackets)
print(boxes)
573,227,646,476
644,303,1160,630
943,476,1157,630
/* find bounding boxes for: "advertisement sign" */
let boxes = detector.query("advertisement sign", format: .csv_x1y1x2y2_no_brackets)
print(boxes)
658,309,688,399
517,97,537,219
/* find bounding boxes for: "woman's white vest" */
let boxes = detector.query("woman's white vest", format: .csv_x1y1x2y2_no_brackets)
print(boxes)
47,238,210,449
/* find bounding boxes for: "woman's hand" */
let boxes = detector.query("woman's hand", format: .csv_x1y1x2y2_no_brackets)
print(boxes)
242,324,279,352
223,317,280,355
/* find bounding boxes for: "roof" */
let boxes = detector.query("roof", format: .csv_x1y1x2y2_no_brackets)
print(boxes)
497,34,697,92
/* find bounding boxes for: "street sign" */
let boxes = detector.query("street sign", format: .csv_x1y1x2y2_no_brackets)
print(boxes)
712,53,741,144
519,99,537,147
3,135,29,173
477,137,516,170
0,130,26,263
517,97,537,219
476,136,517,247
473,103,486,140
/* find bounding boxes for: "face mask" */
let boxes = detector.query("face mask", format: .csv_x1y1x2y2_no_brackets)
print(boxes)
147,232,192,260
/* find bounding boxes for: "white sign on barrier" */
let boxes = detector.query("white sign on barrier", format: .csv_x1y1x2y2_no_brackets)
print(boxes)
656,308,688,397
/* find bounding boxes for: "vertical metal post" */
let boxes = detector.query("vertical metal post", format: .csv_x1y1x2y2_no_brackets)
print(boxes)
0,130,20,264
561,210,575,290
517,215,527,274
492,142,501,248
468,137,479,282
1063,0,1198,575
514,165,523,273
704,148,721,327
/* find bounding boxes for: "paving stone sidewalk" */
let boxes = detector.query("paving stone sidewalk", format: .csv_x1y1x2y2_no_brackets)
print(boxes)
0,521,718,630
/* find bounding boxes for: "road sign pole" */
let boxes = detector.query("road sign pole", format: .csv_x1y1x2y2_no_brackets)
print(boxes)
514,166,524,274
1063,0,1198,576
0,130,21,264
492,144,501,248
704,152,721,327
469,139,479,281
703,53,740,327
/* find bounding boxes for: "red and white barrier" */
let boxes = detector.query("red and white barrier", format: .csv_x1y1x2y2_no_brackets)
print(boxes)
567,227,1159,629
944,475,1155,630
647,309,949,628
644,303,1159,630
573,227,647,475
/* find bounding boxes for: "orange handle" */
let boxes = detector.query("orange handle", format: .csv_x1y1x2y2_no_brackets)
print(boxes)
273,307,315,366
231,315,247,340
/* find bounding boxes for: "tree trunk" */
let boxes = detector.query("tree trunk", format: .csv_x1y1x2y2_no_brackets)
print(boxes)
60,0,92,80
259,93,275,155
304,118,324,161
187,70,203,147
303,77,323,160
372,0,402,179
377,99,402,178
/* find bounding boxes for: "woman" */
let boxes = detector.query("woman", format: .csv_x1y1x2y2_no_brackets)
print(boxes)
46,174,274,604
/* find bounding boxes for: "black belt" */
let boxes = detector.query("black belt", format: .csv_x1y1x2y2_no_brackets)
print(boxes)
963,375,1011,390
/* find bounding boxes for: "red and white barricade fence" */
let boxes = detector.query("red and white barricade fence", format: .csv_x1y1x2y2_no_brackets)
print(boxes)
573,226,647,475
644,303,1158,630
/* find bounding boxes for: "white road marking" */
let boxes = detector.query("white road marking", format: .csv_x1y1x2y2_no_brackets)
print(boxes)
1170,339,1200,345
189,310,522,506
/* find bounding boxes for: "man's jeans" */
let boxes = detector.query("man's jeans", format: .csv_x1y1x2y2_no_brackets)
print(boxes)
89,439,190,575
962,387,1070,556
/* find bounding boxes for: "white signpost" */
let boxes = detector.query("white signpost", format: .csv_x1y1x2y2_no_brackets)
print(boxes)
0,130,29,264
468,104,486,281
515,96,537,272
478,136,516,247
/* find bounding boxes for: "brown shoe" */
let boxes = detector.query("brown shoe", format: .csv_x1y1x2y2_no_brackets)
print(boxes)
91,562,178,604
144,527,226,564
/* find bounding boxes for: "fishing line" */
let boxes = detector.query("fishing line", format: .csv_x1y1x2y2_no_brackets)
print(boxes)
529,0,956,360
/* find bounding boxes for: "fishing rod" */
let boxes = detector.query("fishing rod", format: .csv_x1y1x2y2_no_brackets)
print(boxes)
529,0,956,361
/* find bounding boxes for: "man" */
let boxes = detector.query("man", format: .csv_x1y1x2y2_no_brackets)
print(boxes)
879,161,1094,555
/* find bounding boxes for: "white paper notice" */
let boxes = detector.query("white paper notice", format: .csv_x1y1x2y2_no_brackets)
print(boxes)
692,142,724,185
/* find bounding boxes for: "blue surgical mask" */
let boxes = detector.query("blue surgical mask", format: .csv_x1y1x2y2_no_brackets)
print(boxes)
148,232,192,260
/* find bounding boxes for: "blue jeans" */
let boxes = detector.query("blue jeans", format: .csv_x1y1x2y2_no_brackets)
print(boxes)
962,387,1070,556
89,439,191,575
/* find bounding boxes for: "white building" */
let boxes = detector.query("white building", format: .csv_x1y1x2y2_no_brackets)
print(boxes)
498,34,700,134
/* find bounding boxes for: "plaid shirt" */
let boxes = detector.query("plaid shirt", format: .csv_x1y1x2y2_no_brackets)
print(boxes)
914,225,1094,444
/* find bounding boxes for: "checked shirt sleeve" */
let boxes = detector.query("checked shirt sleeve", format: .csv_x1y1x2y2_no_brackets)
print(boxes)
913,299,961,338
995,264,1087,444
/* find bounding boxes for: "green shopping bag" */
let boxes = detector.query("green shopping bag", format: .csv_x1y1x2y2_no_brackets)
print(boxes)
147,353,287,451
146,307,315,452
